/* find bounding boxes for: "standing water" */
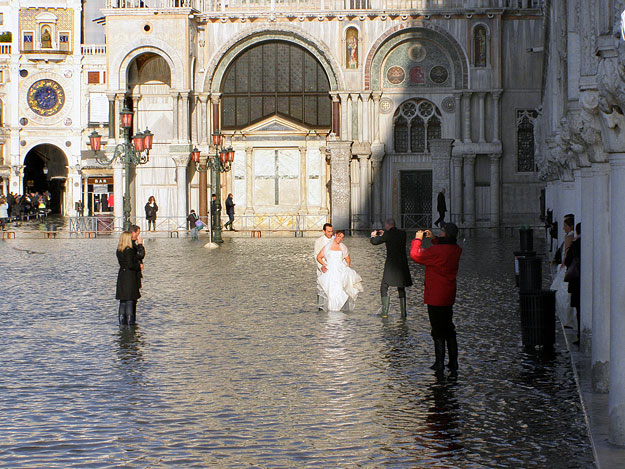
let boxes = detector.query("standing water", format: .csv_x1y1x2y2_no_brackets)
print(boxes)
0,237,593,467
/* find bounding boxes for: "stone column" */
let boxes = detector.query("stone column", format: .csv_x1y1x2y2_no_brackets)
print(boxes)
371,143,385,225
245,147,254,215
358,155,370,228
299,146,308,214
361,93,370,142
330,93,340,137
454,93,462,141
106,93,116,139
463,154,476,226
199,93,209,145
591,162,610,393
609,153,625,445
372,92,382,143
489,153,501,229
131,95,141,130
452,156,463,224
478,92,486,143
211,93,221,134
112,159,124,230
357,94,363,142
326,139,352,230
462,92,472,143
199,156,208,221
180,91,190,143
340,93,349,141
430,139,454,226
115,94,124,140
172,155,190,225
347,94,353,141
171,91,180,143
580,166,594,354
492,90,502,142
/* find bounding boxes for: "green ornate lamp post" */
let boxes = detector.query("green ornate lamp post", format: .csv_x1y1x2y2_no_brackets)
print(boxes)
192,132,234,243
87,106,153,231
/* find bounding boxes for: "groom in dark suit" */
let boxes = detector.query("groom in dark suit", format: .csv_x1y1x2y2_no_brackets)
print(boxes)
370,219,413,318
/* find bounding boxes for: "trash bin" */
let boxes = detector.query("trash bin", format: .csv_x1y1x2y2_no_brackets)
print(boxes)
518,255,542,294
520,290,556,347
514,250,536,287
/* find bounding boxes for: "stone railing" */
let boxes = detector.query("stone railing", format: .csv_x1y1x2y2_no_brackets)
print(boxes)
0,44,11,55
81,44,107,55
104,0,543,12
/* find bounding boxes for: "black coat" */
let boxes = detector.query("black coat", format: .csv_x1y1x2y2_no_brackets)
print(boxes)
437,192,447,213
370,227,413,287
145,202,158,221
225,197,235,215
116,247,142,301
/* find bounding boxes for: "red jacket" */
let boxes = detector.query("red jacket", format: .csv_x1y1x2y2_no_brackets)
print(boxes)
410,238,462,306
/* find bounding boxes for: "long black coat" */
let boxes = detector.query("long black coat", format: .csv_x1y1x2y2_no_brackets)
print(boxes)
145,203,158,221
116,247,142,301
371,227,413,287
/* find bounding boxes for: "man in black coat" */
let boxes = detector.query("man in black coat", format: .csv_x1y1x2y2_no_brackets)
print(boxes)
370,218,413,317
224,193,237,231
435,188,447,227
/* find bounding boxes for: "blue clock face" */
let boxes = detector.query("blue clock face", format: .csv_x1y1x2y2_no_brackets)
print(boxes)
27,79,65,117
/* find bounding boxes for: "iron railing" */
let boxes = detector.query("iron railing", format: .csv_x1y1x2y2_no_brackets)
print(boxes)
400,213,432,229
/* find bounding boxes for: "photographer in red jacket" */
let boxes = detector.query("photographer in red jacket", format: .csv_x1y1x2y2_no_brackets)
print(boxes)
410,222,462,373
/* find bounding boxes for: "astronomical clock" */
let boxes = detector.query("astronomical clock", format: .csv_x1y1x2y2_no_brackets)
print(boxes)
20,72,73,126
27,79,66,117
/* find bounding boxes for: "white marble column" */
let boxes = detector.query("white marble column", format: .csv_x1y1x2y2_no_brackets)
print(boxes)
347,94,353,141
171,91,180,143
245,147,254,215
199,94,208,145
592,162,610,393
106,92,116,139
361,93,370,142
372,92,381,143
454,93,462,142
492,91,502,142
452,156,463,224
463,92,472,143
173,155,190,225
609,153,625,446
113,159,124,230
340,93,349,141
580,166,594,354
180,91,190,143
357,94,363,142
358,154,369,228
463,154,476,226
478,92,486,143
489,153,501,229
299,146,308,214
326,139,352,230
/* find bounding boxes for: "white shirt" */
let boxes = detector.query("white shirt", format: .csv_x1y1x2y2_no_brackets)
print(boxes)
314,234,333,274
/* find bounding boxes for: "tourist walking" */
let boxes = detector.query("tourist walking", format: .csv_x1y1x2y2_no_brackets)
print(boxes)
224,193,237,231
144,196,158,231
434,188,447,227
411,223,462,373
316,230,363,312
552,215,576,329
0,197,8,230
370,218,413,318
187,209,201,240
565,222,581,344
116,231,143,326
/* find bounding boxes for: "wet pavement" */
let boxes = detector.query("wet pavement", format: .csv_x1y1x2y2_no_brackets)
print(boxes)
0,236,594,467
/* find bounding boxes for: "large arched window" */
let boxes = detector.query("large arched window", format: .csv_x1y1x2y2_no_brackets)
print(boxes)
393,99,442,153
221,41,332,129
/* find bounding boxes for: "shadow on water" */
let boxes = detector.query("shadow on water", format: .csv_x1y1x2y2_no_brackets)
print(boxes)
0,236,594,467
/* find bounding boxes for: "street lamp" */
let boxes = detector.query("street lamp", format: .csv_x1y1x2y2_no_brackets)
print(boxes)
87,105,153,231
193,132,234,243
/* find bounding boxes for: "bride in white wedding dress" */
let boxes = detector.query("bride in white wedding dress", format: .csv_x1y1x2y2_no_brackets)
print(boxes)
316,230,363,312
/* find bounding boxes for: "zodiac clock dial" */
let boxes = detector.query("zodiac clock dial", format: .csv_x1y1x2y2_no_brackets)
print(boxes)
27,79,65,117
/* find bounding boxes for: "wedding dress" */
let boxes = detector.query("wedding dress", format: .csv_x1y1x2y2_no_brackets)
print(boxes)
317,245,363,312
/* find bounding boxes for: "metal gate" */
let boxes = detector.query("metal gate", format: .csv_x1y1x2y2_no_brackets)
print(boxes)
400,170,432,229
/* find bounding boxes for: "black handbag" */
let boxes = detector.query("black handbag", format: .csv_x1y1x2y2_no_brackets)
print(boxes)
564,257,580,282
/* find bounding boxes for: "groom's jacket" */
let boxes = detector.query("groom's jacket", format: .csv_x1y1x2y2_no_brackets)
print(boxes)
410,237,462,306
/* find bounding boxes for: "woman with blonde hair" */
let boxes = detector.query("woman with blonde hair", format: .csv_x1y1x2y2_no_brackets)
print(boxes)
116,231,142,325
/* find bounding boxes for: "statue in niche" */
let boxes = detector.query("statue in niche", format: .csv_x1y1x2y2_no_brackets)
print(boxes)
346,28,358,69
41,26,52,49
474,26,487,67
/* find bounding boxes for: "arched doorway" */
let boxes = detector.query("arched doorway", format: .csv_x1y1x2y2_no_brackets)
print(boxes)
23,144,68,214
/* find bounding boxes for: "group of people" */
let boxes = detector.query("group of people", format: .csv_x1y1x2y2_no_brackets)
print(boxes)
314,219,463,373
0,192,50,227
551,213,581,344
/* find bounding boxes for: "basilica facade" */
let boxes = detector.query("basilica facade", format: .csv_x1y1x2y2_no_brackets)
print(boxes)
0,0,544,233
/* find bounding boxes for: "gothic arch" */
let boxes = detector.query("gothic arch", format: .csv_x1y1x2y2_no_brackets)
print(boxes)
204,25,344,93
364,22,469,90
112,39,184,91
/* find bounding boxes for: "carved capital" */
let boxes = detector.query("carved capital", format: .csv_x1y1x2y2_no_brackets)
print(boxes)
210,93,222,105
172,155,190,167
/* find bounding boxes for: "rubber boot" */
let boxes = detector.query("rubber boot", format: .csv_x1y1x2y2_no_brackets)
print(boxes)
399,296,407,319
447,335,458,371
430,339,446,371
118,301,129,325
128,301,137,326
381,296,390,317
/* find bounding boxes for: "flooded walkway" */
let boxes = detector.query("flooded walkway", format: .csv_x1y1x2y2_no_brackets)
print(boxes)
0,237,594,467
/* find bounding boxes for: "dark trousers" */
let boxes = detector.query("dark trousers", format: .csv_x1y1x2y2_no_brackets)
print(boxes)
435,211,446,226
147,220,156,231
427,305,456,339
381,280,406,298
118,300,137,325
224,213,235,229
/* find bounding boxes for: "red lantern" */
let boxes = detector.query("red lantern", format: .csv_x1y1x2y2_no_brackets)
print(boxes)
191,147,200,163
212,131,222,147
120,106,133,129
88,130,102,152
220,149,227,164
132,132,145,152
227,148,235,163
143,128,154,150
